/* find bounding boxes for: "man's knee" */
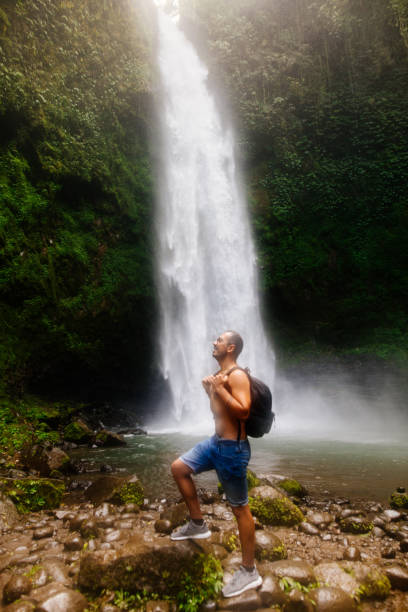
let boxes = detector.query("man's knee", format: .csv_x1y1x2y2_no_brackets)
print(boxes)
231,504,251,519
171,458,191,480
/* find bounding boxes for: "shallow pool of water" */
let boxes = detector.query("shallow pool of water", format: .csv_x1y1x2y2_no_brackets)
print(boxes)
71,433,408,504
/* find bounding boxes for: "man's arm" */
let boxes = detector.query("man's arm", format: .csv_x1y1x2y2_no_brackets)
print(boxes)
211,370,251,420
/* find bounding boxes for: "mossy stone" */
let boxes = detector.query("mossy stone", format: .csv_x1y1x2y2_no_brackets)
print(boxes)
249,495,304,526
356,569,391,601
110,479,144,506
339,517,373,535
64,420,92,444
277,478,307,497
247,469,261,491
390,492,408,509
0,478,65,513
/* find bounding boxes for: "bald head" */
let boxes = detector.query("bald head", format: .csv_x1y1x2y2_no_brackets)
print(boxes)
224,330,243,358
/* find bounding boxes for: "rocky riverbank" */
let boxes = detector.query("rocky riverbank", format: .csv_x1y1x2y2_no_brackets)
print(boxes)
0,468,407,611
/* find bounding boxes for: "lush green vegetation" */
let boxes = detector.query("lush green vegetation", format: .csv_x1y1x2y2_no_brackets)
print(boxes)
180,0,408,361
0,0,407,412
0,0,156,399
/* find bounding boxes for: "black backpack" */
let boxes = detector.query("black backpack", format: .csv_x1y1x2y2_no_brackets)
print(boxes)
227,366,274,438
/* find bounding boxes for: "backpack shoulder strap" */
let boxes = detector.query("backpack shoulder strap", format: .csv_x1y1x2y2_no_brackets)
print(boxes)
223,366,251,442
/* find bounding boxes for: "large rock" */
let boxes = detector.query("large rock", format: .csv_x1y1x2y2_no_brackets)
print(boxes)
249,489,304,526
339,516,373,534
307,586,357,611
314,563,359,596
21,446,71,477
314,562,391,601
249,485,286,500
78,538,221,599
0,493,19,529
84,475,144,506
255,530,286,562
283,589,314,611
3,575,32,604
390,491,408,509
217,589,262,610
306,511,334,527
95,429,126,447
0,478,65,512
258,574,287,607
160,502,188,528
384,565,408,590
277,478,307,497
265,560,315,586
63,419,93,444
30,582,88,612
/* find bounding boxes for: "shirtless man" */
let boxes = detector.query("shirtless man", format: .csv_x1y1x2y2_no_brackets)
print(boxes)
170,330,262,598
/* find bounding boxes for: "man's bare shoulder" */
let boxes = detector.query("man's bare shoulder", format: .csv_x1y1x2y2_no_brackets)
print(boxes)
228,368,250,386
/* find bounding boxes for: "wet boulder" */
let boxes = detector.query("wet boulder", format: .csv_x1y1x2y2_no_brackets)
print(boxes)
258,573,287,607
283,589,314,611
255,530,286,562
265,560,315,586
216,589,262,610
390,491,408,510
20,446,71,477
277,478,307,498
153,518,171,535
64,420,93,444
84,475,144,506
246,469,261,491
160,502,188,528
0,493,19,529
384,564,408,590
30,582,88,612
78,538,221,600
249,488,304,526
339,516,373,534
307,586,357,611
0,478,65,513
307,511,334,528
299,522,319,536
95,429,126,447
314,562,391,601
3,575,32,604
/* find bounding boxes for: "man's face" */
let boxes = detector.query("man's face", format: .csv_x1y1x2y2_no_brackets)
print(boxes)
212,332,232,360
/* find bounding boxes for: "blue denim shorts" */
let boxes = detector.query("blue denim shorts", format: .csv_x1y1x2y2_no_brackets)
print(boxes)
179,434,251,507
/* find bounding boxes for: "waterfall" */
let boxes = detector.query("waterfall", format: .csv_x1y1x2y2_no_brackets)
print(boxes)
154,3,275,430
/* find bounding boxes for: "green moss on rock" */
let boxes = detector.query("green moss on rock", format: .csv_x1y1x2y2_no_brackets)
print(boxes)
64,420,92,444
390,492,408,509
356,570,391,601
0,478,65,513
110,479,144,506
249,495,304,526
247,469,261,491
339,517,373,535
278,478,307,497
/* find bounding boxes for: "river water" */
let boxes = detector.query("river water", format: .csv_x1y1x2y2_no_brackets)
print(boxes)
72,430,407,504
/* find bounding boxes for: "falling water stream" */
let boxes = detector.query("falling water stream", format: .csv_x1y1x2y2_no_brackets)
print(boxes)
154,2,274,429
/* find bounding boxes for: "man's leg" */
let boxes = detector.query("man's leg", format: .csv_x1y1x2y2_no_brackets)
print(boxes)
231,504,255,568
171,458,203,519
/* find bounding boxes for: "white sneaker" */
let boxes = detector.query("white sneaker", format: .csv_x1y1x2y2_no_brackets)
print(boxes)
222,565,262,598
170,520,211,540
